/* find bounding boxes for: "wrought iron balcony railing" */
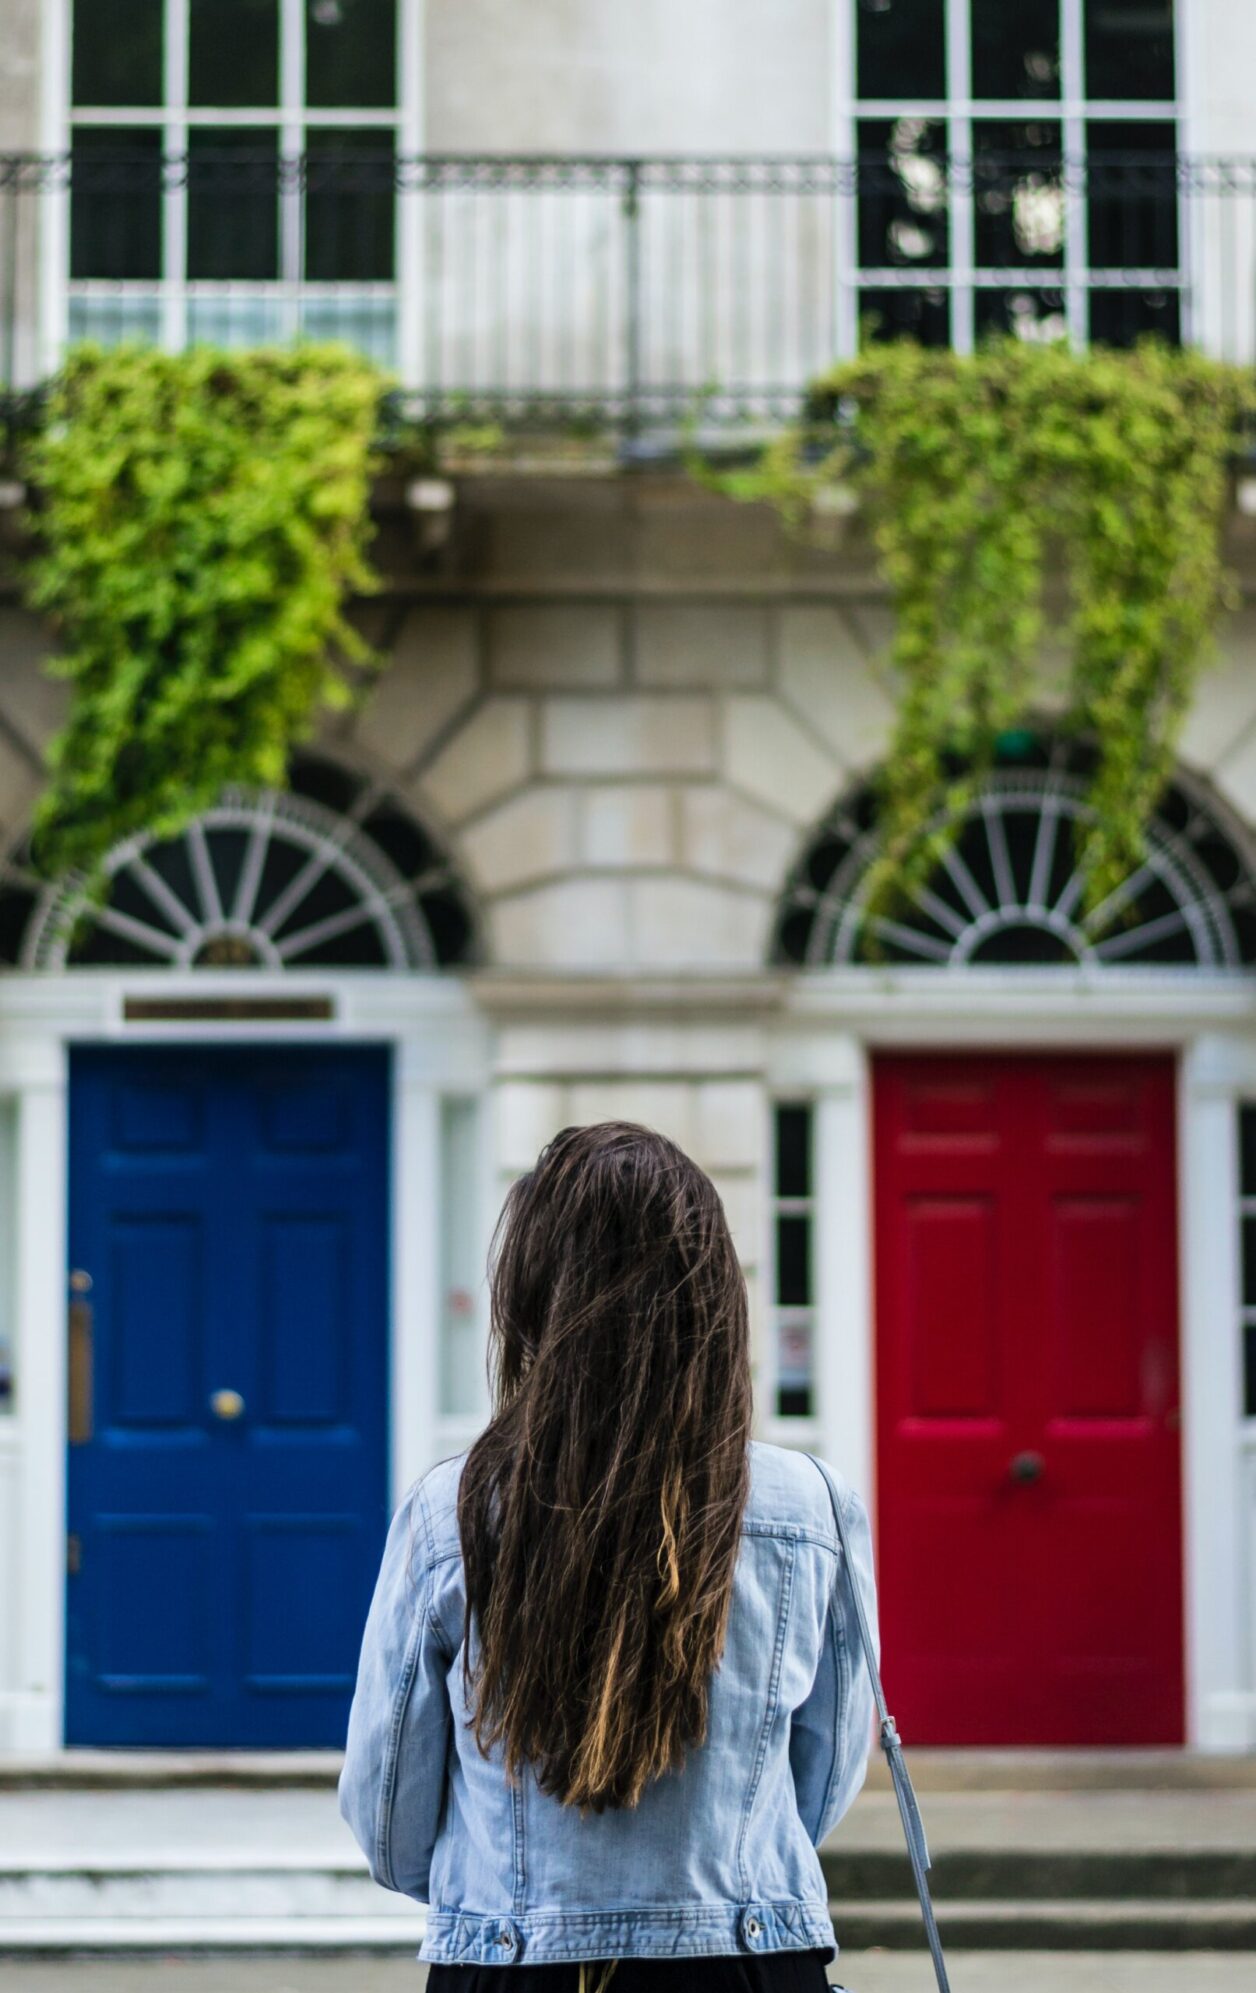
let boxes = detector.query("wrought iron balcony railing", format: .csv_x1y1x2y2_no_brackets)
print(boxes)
0,149,1253,428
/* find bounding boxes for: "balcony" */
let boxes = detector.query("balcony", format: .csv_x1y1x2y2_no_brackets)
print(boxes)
1,148,1253,432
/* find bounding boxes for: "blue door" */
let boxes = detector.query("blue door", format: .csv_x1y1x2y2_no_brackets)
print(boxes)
66,1045,390,1747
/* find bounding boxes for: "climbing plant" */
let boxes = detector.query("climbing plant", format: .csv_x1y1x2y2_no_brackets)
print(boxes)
20,342,384,882
696,340,1252,922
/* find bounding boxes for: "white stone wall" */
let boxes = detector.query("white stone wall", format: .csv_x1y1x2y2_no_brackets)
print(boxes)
424,0,834,153
8,480,1256,963
490,1027,770,1394
346,593,892,973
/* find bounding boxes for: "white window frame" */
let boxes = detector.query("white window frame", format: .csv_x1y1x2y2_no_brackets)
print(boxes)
831,0,1186,354
42,0,425,383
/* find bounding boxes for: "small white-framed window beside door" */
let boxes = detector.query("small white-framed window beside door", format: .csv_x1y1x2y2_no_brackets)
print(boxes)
50,0,421,369
836,0,1182,353
769,1102,818,1430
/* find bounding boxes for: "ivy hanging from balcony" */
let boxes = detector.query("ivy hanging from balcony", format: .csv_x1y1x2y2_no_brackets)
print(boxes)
698,340,1252,923
20,343,384,883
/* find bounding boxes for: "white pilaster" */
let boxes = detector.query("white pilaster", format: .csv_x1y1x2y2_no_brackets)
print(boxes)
813,1052,874,1508
3,1056,67,1750
1181,1035,1256,1747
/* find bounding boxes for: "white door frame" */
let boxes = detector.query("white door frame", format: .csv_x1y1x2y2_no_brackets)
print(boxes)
0,969,489,1754
772,968,1256,1751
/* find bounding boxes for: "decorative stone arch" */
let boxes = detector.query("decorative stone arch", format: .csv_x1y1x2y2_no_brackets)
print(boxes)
772,737,1256,971
0,751,479,972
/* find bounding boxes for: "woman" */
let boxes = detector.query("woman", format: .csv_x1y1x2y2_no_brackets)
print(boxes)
340,1121,879,1993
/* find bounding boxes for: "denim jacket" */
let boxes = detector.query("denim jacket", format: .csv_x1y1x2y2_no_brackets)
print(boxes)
338,1439,879,1967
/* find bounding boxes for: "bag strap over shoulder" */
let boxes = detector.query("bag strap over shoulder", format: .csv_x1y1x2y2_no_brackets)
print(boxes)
803,1453,951,1993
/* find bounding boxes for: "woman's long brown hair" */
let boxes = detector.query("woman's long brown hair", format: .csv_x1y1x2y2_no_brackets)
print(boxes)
457,1121,753,1815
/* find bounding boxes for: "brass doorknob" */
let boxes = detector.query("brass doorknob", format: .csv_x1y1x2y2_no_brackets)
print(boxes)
1008,1449,1045,1484
210,1388,246,1422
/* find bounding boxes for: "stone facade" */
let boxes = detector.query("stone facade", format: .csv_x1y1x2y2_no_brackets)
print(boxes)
6,471,1256,1408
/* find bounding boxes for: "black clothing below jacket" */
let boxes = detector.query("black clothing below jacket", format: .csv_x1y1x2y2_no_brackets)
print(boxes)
425,1946,839,1993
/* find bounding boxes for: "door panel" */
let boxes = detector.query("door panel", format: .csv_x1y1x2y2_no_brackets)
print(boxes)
66,1045,390,1747
873,1053,1183,1745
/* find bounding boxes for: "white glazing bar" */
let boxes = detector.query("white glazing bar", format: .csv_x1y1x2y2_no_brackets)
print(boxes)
39,0,72,378
1172,0,1196,348
396,0,425,390
829,0,858,359
851,100,1177,119
1060,0,1089,346
947,0,975,353
280,0,304,333
162,0,189,351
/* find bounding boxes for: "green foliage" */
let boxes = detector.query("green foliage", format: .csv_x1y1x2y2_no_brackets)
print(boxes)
20,343,384,881
694,341,1252,922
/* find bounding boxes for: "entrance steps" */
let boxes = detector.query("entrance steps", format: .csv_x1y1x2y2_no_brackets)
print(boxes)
0,1754,1253,1954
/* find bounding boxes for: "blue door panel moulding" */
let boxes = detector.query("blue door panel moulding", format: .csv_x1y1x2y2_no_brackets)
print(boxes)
66,1045,390,1747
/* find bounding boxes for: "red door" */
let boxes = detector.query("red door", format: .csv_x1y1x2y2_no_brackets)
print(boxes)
873,1053,1183,1746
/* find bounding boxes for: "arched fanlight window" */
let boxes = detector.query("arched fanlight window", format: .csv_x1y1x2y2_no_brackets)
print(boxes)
0,754,477,971
774,738,1256,971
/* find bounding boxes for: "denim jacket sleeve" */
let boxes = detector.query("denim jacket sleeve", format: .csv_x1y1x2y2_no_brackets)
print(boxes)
338,1480,453,1899
788,1480,879,1847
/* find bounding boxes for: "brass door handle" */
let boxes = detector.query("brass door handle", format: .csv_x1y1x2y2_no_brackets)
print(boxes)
210,1388,246,1422
68,1284,94,1445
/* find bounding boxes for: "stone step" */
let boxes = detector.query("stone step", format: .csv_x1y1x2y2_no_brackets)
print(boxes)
0,1915,426,1954
0,1860,412,1921
822,1846,1256,1901
831,1899,1256,1952
4,1899,1256,1957
5,1748,1256,1792
0,1753,342,1791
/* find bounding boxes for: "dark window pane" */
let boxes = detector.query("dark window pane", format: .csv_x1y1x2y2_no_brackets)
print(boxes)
777,1386,813,1417
976,286,1068,343
1240,1107,1256,1198
1246,1322,1256,1420
1243,1216,1256,1308
857,119,948,270
972,0,1060,99
189,0,279,107
0,883,36,966
1086,121,1178,272
70,128,162,280
775,1104,812,1199
776,1215,811,1308
974,121,1064,268
1088,287,1180,346
1085,0,1175,101
73,0,163,106
856,0,945,99
186,128,279,279
859,285,951,345
306,0,396,107
305,130,395,281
